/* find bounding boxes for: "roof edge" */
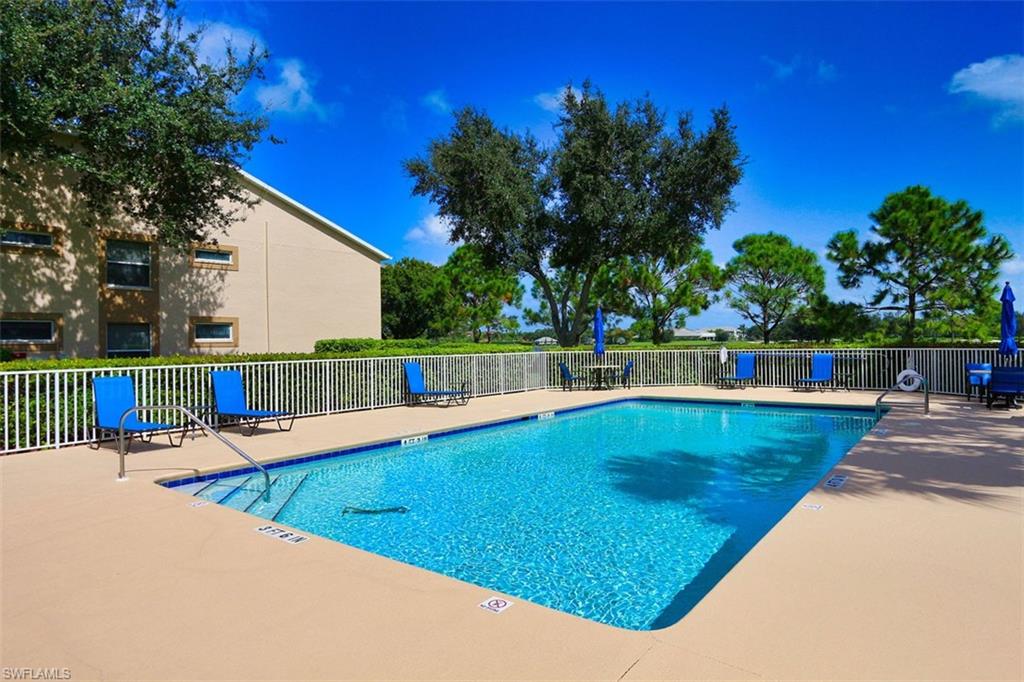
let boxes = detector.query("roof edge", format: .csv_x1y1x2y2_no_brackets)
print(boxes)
237,170,391,262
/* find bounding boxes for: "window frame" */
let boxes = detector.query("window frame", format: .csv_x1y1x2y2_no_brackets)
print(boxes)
0,313,64,352
189,316,239,349
0,222,62,256
190,244,239,271
105,322,153,358
105,239,153,290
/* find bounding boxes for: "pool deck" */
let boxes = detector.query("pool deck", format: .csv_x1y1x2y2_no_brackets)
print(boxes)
1,387,1021,681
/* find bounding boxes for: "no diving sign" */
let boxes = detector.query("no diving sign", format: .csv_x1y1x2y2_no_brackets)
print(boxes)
479,596,514,614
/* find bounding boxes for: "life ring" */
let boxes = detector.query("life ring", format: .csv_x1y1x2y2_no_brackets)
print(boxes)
896,369,923,392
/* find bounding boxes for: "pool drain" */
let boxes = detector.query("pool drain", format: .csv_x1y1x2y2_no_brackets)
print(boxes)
342,505,410,515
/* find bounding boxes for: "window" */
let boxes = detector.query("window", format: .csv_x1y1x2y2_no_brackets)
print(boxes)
1,229,54,249
1,320,55,344
195,322,233,342
107,323,151,358
106,240,151,288
190,244,238,271
193,248,233,265
190,317,238,348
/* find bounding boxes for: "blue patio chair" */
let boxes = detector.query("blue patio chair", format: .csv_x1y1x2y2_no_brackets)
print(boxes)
986,367,1024,409
558,362,585,391
965,362,992,402
717,353,756,389
403,362,470,406
619,359,635,389
91,375,184,452
794,354,834,391
210,370,294,435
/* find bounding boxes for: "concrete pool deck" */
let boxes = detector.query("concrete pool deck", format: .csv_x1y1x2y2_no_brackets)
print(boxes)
1,387,1021,680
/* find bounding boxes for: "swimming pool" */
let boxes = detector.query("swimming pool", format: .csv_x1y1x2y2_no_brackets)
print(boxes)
170,399,875,630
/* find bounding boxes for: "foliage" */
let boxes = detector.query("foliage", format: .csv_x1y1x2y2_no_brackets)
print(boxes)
827,186,1013,342
604,244,725,344
771,296,879,342
0,0,273,248
380,258,450,339
405,81,743,346
439,245,524,342
725,232,825,343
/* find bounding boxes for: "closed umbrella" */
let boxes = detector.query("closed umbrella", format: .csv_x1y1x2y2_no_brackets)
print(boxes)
594,306,605,357
998,282,1017,357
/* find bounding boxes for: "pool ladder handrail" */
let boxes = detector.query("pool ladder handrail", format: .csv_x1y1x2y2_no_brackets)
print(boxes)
115,405,271,501
875,376,929,420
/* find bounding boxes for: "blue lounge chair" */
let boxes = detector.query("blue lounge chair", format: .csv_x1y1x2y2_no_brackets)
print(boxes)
91,375,183,452
558,362,585,391
966,362,992,402
795,354,834,391
986,367,1024,409
717,353,756,389
619,360,635,389
211,370,294,435
403,362,470,406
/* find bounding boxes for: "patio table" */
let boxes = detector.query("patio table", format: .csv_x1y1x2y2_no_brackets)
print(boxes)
587,364,620,390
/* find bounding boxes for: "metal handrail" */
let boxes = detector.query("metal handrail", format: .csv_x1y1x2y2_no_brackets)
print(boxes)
115,405,270,500
875,376,930,420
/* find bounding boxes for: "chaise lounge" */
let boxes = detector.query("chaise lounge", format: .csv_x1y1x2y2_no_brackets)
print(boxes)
91,375,184,452
717,353,756,389
403,362,470,406
211,369,295,435
794,354,834,392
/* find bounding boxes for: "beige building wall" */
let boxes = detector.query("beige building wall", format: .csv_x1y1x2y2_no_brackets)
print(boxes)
2,164,385,358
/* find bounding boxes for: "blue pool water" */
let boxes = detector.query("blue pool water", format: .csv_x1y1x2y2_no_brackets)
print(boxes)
193,400,874,630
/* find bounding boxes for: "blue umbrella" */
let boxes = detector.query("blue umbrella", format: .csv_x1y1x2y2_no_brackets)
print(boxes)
593,306,605,357
998,282,1017,356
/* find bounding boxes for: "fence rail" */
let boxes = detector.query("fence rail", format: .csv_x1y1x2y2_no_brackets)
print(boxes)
2,347,1019,454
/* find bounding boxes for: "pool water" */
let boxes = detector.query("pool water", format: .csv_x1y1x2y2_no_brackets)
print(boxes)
198,400,874,630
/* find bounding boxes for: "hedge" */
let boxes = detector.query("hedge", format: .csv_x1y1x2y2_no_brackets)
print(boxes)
0,337,1005,373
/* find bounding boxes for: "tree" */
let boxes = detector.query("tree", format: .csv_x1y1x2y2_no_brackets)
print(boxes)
440,245,524,342
827,186,1013,341
725,233,825,343
405,82,743,346
1,0,272,247
772,296,877,342
380,258,449,339
604,244,725,344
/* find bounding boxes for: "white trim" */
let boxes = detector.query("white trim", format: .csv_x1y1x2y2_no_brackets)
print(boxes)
238,170,391,261
193,247,234,265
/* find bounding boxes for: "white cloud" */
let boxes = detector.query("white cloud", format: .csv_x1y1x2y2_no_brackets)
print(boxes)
405,214,452,246
404,214,460,264
533,85,582,113
949,54,1024,124
1003,255,1024,276
761,55,838,84
182,19,264,66
255,59,326,119
421,89,451,115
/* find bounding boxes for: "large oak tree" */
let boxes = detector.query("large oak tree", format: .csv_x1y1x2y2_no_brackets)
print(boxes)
1,0,272,247
404,82,743,346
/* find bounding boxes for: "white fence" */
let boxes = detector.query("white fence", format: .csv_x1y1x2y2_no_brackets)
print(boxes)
2,347,1020,454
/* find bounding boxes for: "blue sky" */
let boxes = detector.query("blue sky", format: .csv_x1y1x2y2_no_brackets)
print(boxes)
184,1,1023,329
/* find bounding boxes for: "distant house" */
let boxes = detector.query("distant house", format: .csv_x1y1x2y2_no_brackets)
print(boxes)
672,326,740,341
673,328,715,340
1,165,389,358
534,336,558,346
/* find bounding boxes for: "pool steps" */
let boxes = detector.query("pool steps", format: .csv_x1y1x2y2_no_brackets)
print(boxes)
173,472,310,521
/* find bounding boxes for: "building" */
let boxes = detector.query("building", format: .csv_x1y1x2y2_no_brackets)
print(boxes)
672,328,716,340
1,167,389,358
671,326,741,341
